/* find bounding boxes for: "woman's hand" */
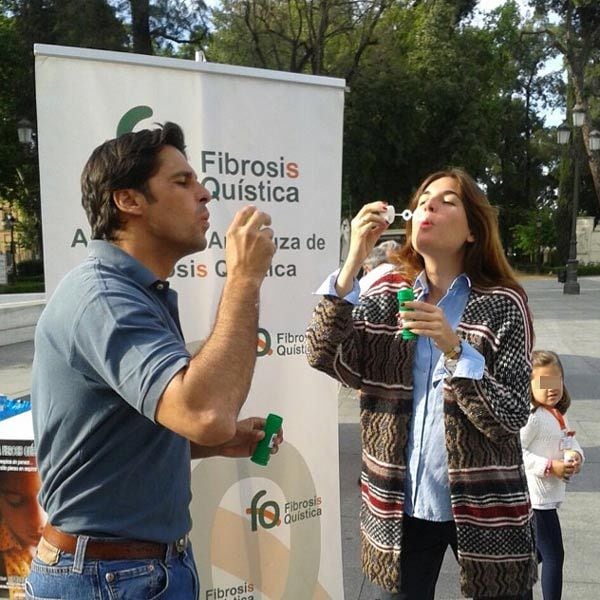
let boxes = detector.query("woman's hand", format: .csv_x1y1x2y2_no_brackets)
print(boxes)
336,201,389,296
398,300,460,354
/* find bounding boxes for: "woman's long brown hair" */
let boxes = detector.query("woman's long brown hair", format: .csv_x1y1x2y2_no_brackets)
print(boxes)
390,168,522,291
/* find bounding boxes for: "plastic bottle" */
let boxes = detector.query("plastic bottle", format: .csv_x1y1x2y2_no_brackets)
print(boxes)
251,413,283,466
562,431,576,482
397,288,417,340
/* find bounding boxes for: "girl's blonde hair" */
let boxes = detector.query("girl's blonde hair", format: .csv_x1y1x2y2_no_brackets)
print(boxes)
531,350,571,414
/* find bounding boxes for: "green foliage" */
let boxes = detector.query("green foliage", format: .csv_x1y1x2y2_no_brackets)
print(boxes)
1,0,597,271
15,258,43,276
512,210,557,257
577,263,600,275
209,0,389,78
0,275,44,293
341,0,559,254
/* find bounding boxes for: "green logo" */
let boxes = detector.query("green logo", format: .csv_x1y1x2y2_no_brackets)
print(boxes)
116,106,154,136
247,490,281,531
257,327,272,357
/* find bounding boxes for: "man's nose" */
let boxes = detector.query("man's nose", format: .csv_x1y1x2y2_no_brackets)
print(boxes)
196,181,211,203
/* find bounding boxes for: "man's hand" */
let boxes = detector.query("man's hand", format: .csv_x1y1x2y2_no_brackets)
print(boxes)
225,206,276,285
191,417,284,459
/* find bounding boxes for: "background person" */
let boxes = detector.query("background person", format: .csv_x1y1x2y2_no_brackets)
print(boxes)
0,469,45,599
307,168,536,599
27,122,281,600
358,240,401,296
521,350,584,600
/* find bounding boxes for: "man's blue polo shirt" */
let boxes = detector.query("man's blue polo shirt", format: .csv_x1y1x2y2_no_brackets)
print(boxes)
32,241,192,543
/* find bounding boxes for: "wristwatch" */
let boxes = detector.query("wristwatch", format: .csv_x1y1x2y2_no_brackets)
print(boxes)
443,342,462,361
443,342,462,372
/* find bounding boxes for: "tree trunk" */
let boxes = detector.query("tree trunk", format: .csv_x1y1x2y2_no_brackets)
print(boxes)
130,0,153,55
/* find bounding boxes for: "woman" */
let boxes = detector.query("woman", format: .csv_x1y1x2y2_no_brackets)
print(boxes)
307,168,537,599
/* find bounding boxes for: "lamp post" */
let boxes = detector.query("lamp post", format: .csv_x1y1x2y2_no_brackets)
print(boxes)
536,215,542,273
557,102,585,295
16,117,44,263
4,213,17,278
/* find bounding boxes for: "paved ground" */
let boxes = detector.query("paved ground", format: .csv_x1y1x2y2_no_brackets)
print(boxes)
1,276,599,599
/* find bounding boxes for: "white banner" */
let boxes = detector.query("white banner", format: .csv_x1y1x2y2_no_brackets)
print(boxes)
35,45,345,599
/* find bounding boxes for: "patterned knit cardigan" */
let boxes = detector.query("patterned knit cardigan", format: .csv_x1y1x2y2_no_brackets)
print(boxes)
306,272,538,597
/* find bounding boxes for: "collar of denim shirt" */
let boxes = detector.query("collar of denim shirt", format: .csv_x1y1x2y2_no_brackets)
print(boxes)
413,270,472,301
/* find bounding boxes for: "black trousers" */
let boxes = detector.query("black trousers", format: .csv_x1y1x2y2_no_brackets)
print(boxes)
377,515,528,600
532,508,563,600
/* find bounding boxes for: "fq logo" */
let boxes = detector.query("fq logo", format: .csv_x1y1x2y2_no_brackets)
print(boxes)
246,490,323,531
246,490,281,531
257,328,307,358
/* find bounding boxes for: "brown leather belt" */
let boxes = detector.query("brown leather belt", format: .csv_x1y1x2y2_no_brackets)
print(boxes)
42,523,188,560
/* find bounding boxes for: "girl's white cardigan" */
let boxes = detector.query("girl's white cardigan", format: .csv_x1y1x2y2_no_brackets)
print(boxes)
520,406,584,509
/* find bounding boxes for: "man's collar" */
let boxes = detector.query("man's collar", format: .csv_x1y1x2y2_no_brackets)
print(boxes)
88,240,166,289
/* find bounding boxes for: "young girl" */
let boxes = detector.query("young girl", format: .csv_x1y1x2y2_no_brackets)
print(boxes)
521,350,584,600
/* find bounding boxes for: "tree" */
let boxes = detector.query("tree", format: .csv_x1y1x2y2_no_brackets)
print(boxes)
0,0,128,263
209,0,390,81
114,0,210,56
526,0,600,210
512,208,557,265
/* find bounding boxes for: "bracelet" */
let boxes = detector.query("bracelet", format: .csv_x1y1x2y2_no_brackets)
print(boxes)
544,459,553,477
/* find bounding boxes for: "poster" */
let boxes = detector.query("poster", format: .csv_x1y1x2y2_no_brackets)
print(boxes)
0,405,44,600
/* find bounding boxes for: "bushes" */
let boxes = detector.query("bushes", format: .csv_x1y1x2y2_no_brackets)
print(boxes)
0,278,45,293
16,259,44,277
577,263,600,276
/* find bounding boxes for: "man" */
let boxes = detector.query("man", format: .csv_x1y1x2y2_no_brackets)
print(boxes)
27,122,280,599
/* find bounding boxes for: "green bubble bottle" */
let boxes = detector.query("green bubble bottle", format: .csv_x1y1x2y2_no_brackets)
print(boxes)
397,288,417,341
251,413,283,466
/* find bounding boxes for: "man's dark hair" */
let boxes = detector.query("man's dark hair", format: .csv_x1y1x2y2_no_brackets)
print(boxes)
81,122,186,240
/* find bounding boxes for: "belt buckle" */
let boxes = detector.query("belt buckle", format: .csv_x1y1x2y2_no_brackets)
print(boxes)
175,536,187,553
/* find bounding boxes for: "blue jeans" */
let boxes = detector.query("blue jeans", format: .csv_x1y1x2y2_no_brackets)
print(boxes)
25,535,199,600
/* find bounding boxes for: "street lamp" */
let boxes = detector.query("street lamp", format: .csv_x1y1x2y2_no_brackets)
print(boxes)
557,103,586,295
590,129,600,152
17,118,34,146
